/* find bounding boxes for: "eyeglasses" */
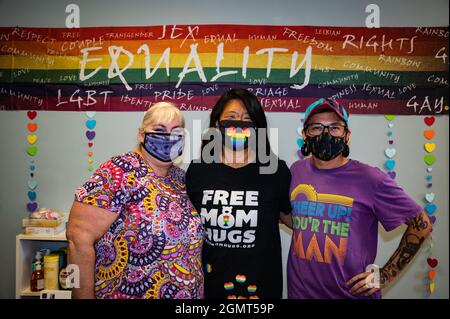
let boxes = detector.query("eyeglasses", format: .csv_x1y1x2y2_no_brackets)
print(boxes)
305,123,347,137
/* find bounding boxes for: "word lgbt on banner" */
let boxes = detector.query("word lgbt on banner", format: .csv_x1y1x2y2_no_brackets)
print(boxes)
0,25,448,114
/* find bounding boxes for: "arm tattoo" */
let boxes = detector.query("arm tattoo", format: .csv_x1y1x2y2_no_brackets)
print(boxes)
380,215,429,285
395,233,423,269
409,213,429,232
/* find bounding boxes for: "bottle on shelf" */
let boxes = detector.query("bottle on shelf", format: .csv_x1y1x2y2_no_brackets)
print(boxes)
30,251,41,273
44,254,60,290
52,247,70,290
30,252,44,292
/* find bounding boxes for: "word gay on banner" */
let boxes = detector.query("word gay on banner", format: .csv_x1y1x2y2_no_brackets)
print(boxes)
0,25,448,114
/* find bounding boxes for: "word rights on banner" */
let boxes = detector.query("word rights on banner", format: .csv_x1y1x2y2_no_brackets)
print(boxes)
0,25,448,114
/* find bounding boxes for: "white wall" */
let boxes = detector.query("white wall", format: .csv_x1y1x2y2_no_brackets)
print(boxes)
0,0,448,299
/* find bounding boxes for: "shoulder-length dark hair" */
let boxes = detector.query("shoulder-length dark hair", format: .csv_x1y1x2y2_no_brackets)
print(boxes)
201,88,273,158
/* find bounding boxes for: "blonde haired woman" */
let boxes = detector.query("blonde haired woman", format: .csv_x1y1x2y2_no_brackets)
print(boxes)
67,102,204,299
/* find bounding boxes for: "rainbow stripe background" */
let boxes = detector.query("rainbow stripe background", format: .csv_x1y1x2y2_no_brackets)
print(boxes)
0,25,448,114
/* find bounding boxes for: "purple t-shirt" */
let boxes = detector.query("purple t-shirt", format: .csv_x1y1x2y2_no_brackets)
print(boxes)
288,158,422,299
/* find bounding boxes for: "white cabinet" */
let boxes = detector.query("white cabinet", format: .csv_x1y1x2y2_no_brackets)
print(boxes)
15,231,71,299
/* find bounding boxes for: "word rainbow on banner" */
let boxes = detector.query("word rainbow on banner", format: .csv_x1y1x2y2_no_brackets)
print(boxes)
0,25,448,114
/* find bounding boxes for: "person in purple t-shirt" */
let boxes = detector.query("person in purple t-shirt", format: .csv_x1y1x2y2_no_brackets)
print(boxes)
287,98,432,299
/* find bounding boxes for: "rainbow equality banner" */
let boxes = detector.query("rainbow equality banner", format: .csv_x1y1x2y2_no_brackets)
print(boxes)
0,25,448,114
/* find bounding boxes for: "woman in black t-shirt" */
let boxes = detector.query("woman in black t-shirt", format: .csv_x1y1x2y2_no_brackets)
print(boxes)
186,88,292,299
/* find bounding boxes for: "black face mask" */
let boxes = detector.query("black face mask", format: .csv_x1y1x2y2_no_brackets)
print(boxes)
218,120,256,151
305,132,347,161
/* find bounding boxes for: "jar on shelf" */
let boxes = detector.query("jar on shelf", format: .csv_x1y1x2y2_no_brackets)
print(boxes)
44,254,60,290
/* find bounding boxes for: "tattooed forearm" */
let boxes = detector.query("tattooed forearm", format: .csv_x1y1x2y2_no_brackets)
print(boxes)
379,268,391,286
396,233,423,269
409,213,429,232
380,212,431,286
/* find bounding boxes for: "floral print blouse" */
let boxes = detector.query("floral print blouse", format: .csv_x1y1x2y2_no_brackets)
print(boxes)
74,150,204,299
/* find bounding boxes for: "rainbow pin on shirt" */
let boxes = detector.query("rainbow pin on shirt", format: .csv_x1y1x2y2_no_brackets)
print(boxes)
247,285,257,293
224,282,234,291
235,274,246,284
205,264,212,273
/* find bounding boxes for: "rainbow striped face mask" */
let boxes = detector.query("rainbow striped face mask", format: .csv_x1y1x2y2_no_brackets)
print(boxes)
219,120,256,151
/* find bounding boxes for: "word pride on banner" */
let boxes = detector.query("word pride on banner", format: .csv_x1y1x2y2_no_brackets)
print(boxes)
0,25,448,114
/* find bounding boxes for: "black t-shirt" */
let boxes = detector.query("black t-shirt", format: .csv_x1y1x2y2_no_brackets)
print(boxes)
186,158,292,299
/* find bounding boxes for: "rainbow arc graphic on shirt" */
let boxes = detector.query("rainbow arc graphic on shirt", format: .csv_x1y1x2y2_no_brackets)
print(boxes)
290,184,354,207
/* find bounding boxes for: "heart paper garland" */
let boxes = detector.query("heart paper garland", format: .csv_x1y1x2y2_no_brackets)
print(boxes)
27,180,37,190
427,258,438,268
424,143,436,153
85,111,97,171
422,115,438,296
383,115,396,179
425,193,435,203
423,116,437,219
26,111,39,213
